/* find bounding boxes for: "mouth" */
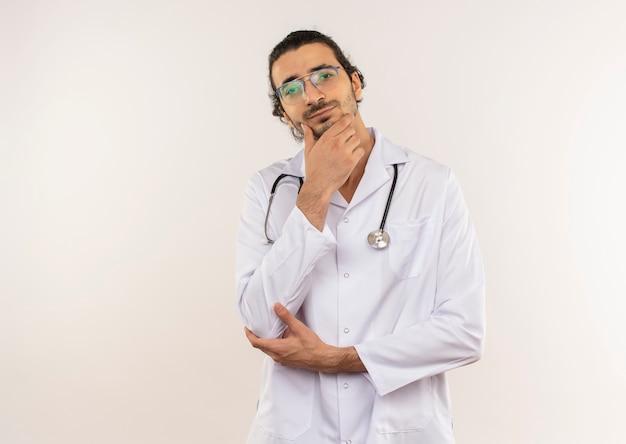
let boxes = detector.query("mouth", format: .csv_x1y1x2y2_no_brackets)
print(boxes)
308,106,335,121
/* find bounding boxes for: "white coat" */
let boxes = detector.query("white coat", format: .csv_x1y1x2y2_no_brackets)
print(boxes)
236,128,485,444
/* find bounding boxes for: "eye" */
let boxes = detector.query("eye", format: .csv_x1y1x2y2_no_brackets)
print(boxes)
280,82,303,97
315,69,336,84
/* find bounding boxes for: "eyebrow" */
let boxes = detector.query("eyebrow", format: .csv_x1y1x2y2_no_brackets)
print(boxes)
278,64,336,87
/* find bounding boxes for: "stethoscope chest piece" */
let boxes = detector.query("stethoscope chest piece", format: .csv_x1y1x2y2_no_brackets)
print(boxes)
368,230,390,249
366,163,398,250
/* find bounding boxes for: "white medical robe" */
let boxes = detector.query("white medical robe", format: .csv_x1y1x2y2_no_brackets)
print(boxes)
236,128,485,444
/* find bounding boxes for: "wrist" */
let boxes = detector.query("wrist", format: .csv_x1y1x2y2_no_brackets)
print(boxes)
297,181,333,207
296,183,333,231
323,346,365,373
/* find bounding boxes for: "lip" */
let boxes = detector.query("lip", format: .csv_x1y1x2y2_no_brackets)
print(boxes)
309,106,335,120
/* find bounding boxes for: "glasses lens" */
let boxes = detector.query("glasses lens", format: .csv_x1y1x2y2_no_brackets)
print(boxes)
279,81,304,105
311,68,339,92
277,67,340,105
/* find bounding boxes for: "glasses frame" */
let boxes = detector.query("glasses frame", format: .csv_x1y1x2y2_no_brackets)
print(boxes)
274,65,342,105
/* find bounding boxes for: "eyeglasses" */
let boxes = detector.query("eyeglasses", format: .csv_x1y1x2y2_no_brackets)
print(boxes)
275,66,342,106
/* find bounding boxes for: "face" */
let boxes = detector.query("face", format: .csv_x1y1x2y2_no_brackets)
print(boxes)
271,43,362,139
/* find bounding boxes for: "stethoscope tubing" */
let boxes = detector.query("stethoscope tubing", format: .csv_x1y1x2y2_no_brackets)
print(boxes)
378,163,398,232
265,174,303,244
264,165,398,247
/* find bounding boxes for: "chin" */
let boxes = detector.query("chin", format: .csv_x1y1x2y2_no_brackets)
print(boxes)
313,121,334,139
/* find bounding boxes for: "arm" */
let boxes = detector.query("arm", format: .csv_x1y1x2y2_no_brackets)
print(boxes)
236,115,364,338
242,170,484,386
244,172,484,381
236,186,334,339
245,302,366,373
355,171,485,396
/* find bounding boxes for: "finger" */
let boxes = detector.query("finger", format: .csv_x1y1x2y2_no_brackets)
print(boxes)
245,327,279,358
244,327,260,346
244,327,273,351
273,302,304,332
352,146,366,160
325,113,354,137
302,124,316,153
341,126,358,146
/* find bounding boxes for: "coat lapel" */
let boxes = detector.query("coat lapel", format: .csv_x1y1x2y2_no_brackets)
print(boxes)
349,128,409,208
277,128,409,209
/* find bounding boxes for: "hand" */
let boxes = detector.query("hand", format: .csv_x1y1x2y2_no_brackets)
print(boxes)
296,114,365,230
244,302,329,371
244,303,365,373
302,114,364,197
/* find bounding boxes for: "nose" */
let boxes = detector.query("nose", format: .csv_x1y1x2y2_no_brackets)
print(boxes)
303,78,325,104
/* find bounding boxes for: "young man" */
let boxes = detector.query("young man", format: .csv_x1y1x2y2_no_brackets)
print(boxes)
236,30,485,444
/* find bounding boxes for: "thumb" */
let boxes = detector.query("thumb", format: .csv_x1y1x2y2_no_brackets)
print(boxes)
274,302,300,329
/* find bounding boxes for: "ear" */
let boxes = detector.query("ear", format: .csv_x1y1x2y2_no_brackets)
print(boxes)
351,71,363,101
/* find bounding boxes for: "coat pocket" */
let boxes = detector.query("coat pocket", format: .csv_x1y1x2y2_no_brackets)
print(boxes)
373,376,434,433
387,217,434,280
256,364,315,440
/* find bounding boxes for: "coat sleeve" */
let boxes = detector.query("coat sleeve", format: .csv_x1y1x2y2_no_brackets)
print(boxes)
235,172,336,339
355,171,486,396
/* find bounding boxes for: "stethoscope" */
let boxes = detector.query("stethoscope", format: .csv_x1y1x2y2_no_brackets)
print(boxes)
264,164,398,249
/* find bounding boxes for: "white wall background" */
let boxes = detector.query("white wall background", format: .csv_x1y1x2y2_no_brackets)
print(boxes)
1,0,625,443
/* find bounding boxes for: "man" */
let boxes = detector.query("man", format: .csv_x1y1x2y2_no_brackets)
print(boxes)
236,30,485,444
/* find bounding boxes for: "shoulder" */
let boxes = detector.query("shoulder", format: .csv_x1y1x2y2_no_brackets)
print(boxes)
247,150,304,191
404,149,450,176
258,149,304,180
374,129,451,182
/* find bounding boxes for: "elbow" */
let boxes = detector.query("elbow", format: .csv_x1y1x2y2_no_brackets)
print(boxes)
236,281,281,339
237,299,285,339
463,322,485,365
468,334,485,364
446,311,485,367
459,293,486,365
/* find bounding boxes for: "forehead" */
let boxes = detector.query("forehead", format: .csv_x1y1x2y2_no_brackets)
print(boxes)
271,43,340,86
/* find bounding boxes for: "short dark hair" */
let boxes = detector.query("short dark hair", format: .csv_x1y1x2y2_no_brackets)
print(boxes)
268,30,366,139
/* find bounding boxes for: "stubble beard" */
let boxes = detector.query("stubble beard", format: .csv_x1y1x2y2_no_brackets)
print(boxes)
293,90,359,141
